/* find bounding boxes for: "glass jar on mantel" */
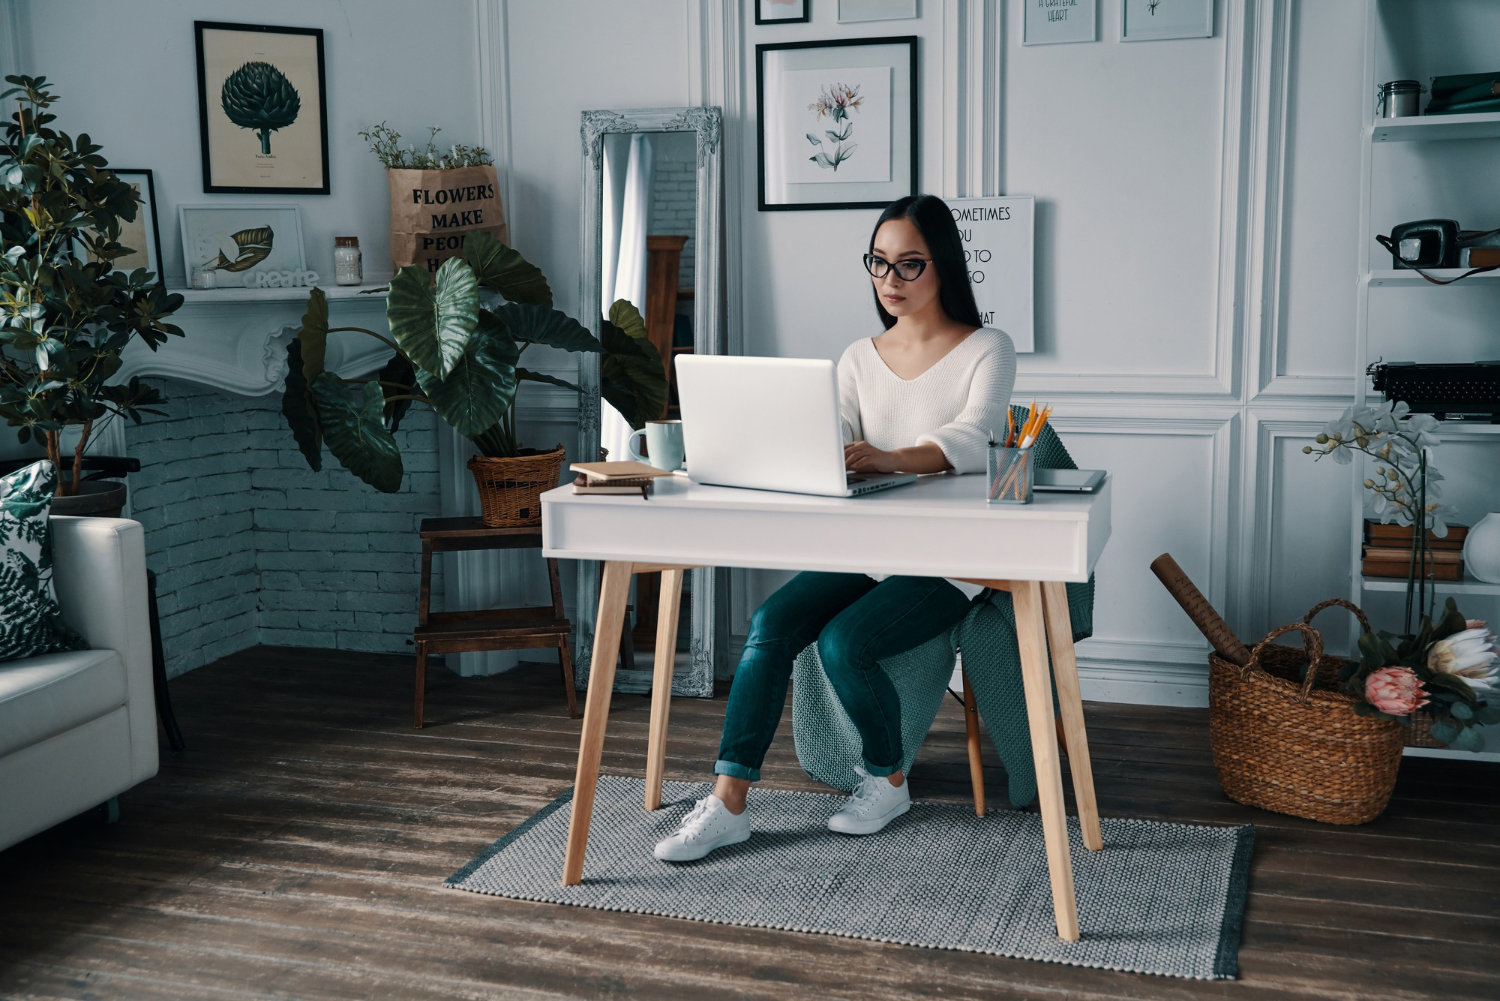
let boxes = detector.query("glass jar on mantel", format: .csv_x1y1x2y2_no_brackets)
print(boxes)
333,236,363,286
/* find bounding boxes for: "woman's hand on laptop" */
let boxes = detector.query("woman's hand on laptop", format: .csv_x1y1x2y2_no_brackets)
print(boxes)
844,440,898,473
845,441,954,475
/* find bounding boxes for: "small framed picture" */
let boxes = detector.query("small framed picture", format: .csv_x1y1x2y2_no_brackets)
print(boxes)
756,36,918,211
1023,0,1097,45
837,0,919,23
84,168,164,282
178,204,305,288
1121,0,1213,42
756,0,810,25
195,21,329,194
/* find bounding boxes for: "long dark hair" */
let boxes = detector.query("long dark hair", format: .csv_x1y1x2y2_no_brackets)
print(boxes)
868,194,982,331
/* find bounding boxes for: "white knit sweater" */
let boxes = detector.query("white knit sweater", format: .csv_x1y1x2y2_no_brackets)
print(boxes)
838,327,1017,598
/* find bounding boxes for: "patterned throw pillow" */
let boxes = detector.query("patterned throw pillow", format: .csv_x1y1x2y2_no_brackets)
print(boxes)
1,460,88,661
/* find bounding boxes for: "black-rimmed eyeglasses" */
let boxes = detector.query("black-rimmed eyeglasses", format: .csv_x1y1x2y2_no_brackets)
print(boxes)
862,254,929,281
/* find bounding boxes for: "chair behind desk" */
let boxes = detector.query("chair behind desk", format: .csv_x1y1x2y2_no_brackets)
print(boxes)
790,413,1095,806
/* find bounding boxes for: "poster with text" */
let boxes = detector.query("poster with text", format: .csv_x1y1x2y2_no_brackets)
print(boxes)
947,196,1035,353
196,22,329,194
1024,0,1097,45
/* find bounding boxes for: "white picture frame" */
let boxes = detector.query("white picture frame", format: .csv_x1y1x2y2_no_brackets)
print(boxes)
1023,0,1096,45
837,0,919,23
178,204,306,288
1121,0,1213,42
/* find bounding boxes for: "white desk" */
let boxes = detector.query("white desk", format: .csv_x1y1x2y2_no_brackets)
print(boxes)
543,473,1111,940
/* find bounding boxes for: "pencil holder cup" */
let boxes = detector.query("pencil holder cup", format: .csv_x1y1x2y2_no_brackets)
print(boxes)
987,445,1034,504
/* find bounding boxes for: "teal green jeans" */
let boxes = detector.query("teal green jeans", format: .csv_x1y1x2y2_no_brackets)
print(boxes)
714,572,972,782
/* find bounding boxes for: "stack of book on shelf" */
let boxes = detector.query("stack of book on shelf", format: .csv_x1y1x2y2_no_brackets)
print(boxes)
569,460,675,498
1362,519,1469,581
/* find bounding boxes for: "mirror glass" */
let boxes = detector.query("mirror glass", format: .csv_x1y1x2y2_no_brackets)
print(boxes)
598,129,697,455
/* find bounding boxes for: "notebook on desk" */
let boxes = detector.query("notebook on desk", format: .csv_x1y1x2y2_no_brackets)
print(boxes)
674,355,917,498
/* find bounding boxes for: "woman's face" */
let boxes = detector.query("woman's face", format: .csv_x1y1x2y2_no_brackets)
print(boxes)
870,217,940,319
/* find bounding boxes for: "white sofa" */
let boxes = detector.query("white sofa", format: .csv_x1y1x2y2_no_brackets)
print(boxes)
0,517,158,851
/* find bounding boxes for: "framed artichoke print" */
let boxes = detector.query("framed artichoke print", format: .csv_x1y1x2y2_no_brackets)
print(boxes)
756,36,917,211
194,21,330,195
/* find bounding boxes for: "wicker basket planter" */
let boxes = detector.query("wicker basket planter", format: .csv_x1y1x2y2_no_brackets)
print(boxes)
1208,600,1404,826
467,445,567,527
1404,709,1445,748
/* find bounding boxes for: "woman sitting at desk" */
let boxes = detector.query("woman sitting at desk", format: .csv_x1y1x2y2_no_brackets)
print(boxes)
655,194,1016,862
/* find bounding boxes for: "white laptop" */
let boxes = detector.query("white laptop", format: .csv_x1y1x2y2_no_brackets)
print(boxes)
674,355,918,497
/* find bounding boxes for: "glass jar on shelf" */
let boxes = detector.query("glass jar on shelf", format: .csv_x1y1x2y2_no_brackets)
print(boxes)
333,236,363,286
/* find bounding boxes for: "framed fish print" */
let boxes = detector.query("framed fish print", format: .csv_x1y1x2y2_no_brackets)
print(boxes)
756,36,918,211
195,21,330,194
178,204,305,288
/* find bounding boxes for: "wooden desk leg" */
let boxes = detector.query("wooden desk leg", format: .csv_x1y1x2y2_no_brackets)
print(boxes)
1012,580,1080,942
961,664,985,817
1042,582,1103,852
645,567,685,810
562,559,633,886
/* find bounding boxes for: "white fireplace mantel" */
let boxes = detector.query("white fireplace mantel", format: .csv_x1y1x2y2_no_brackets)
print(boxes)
116,282,397,398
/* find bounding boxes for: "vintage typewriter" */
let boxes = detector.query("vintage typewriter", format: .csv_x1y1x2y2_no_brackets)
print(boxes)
1368,360,1500,423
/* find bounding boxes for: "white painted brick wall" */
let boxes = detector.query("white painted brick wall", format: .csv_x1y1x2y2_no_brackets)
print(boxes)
649,158,696,293
124,378,444,677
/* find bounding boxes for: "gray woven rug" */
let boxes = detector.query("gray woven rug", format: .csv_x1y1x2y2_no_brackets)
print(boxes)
446,776,1253,981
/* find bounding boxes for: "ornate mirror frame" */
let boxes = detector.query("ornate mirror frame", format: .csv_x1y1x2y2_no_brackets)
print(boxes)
576,106,726,697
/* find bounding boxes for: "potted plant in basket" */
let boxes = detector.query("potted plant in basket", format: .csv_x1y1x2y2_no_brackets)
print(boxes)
278,229,667,525
0,75,184,513
1305,400,1499,750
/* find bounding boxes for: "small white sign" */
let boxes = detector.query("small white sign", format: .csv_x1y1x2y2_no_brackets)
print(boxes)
947,196,1035,354
1024,0,1096,46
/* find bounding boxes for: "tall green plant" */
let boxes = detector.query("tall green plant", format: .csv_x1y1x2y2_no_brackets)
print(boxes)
280,230,666,492
0,75,184,493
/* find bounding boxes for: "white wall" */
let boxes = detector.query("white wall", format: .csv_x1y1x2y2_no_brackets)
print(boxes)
10,0,482,285
17,0,1487,705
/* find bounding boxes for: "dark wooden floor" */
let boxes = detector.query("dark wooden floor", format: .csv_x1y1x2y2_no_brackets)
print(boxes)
1,647,1497,1000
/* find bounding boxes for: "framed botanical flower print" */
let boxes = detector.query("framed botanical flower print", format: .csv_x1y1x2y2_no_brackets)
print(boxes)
756,36,918,211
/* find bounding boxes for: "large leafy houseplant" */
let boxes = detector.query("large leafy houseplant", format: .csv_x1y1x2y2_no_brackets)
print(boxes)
0,75,184,493
1305,400,1498,749
280,230,666,492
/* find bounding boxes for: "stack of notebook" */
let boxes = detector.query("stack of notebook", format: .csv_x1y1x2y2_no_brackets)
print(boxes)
569,460,675,498
1362,519,1468,581
1425,72,1500,116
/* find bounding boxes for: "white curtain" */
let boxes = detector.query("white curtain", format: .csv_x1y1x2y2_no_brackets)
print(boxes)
599,132,654,463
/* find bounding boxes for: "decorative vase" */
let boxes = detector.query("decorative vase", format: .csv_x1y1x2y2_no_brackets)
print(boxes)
49,479,127,519
467,445,567,527
1463,512,1500,583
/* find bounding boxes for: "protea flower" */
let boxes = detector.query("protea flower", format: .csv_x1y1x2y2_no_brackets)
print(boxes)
1428,624,1499,695
221,61,301,155
1365,666,1429,716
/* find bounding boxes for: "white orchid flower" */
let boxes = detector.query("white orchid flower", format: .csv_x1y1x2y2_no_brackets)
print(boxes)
1407,413,1441,448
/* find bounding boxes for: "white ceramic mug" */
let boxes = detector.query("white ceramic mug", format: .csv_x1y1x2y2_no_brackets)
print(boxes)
627,419,685,471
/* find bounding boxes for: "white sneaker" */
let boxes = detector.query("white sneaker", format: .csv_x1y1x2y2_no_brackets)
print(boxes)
653,794,751,862
827,765,911,835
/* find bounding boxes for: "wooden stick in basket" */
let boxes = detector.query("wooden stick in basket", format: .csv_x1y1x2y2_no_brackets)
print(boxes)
1150,553,1251,666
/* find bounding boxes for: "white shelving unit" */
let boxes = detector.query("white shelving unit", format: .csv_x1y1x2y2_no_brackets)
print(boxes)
1355,1,1500,762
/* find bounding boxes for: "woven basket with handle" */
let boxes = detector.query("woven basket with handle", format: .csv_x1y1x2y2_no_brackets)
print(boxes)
467,445,567,527
1208,598,1403,825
